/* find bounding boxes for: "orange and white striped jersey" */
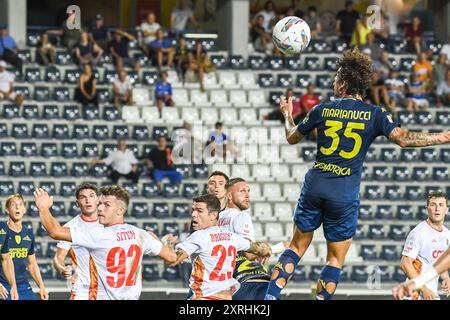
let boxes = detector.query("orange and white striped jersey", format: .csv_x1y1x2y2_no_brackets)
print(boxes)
218,208,255,242
57,215,102,300
176,226,250,300
70,223,163,300
402,220,450,297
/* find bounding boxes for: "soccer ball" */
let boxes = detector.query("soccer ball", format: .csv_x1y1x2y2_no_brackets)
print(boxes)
272,16,311,55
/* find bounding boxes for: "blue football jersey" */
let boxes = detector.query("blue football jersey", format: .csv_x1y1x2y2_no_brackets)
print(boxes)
0,224,35,286
297,98,399,201
0,221,9,254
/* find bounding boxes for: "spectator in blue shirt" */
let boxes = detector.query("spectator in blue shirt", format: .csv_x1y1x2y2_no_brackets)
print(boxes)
206,122,228,159
155,71,175,113
0,26,23,74
406,72,429,112
149,29,175,68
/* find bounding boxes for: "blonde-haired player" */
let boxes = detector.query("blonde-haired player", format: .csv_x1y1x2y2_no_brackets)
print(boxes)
400,191,450,300
169,194,271,300
34,186,177,300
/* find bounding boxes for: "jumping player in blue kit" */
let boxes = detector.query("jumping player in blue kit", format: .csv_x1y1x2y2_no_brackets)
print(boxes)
265,47,450,300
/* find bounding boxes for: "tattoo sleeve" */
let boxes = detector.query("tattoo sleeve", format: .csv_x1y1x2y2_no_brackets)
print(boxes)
390,127,450,148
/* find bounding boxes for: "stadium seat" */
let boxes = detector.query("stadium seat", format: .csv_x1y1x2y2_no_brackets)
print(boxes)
122,183,138,197
53,86,71,102
210,55,226,69
316,75,333,89
26,201,39,217
93,125,109,140
301,147,316,162
400,149,418,162
51,162,68,177
416,206,428,220
9,161,26,176
308,265,324,281
42,104,59,120
162,266,180,281
364,185,382,200
23,104,40,118
20,143,37,157
265,222,285,242
228,55,245,69
18,183,36,199
131,202,149,219
397,205,414,220
436,111,450,125
40,143,57,157
162,223,179,236
3,103,19,118
82,105,100,120
291,266,307,282
358,205,373,220
45,67,61,82
412,167,429,181
50,201,65,216
82,143,99,157
151,202,169,218
143,264,160,281
258,73,274,88
24,67,41,82
384,185,402,201
277,74,293,88
433,167,448,181
296,74,311,88
0,142,17,156
399,57,415,71
39,264,53,280
91,163,108,178
68,202,81,217
397,111,416,126
0,123,7,138
63,105,81,121
14,86,30,99
354,224,365,240
103,106,120,121
247,55,264,69
64,69,80,84
171,202,190,218
380,245,399,261
152,126,169,140
379,148,397,162
312,40,331,53
238,72,257,89
324,57,338,71
0,181,14,196
360,245,377,260
376,205,394,220
192,164,208,179
360,166,370,181
273,203,292,222
416,111,433,125
52,124,70,139
73,124,89,139
392,266,406,282
72,162,89,177
142,183,159,198
46,242,58,258
405,186,422,201
253,202,275,221
368,224,385,240
389,225,406,241
55,51,72,65
421,148,438,162
304,57,320,71
97,88,111,103
263,183,282,201
131,125,149,141
181,183,199,199
392,166,410,181
11,123,29,139
163,184,179,198
30,162,47,177
372,166,390,181
60,182,76,197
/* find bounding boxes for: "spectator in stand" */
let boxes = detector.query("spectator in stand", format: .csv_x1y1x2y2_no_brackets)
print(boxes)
432,53,449,89
441,36,450,65
89,14,110,51
0,25,23,74
406,72,429,112
146,136,183,192
91,139,139,184
36,32,56,66
113,69,133,109
140,12,161,56
405,16,423,54
336,1,361,44
73,31,104,67
304,6,322,39
186,40,214,91
206,122,228,159
74,63,98,107
0,60,23,106
351,16,371,47
256,1,276,32
171,0,199,35
175,36,190,80
109,29,140,72
299,84,320,119
413,52,433,85
361,33,382,61
149,29,175,68
371,50,391,106
372,10,390,44
251,14,273,54
436,69,450,108
385,70,406,114
60,10,82,52
263,88,301,123
155,71,175,113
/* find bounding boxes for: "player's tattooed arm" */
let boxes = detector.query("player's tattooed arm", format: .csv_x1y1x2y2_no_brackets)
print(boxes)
280,96,305,145
389,127,450,148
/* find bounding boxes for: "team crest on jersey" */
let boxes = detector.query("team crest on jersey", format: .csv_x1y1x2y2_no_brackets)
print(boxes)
15,235,21,244
404,240,414,252
0,228,6,235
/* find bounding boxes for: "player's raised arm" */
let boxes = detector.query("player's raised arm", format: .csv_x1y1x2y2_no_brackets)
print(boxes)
389,127,450,148
280,96,305,145
34,188,72,242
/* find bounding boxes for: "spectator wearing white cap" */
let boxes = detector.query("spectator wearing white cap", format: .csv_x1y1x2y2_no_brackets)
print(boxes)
0,60,23,106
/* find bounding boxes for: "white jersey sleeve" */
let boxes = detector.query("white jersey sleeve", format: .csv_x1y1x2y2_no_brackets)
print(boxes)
402,229,423,259
235,233,251,252
70,225,100,250
140,229,163,256
232,212,255,242
175,231,204,256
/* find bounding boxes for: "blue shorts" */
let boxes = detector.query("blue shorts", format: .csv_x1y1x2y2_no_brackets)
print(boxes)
293,190,359,242
1,282,37,300
153,169,183,184
233,281,268,300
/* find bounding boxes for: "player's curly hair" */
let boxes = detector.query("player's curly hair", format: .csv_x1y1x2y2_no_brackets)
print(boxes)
100,185,130,208
336,47,373,97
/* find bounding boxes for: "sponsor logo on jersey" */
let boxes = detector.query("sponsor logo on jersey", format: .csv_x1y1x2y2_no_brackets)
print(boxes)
9,248,28,258
404,240,414,252
23,235,31,241
0,229,6,235
432,250,446,259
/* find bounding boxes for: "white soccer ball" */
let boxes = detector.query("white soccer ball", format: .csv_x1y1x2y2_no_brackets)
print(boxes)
272,16,311,55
